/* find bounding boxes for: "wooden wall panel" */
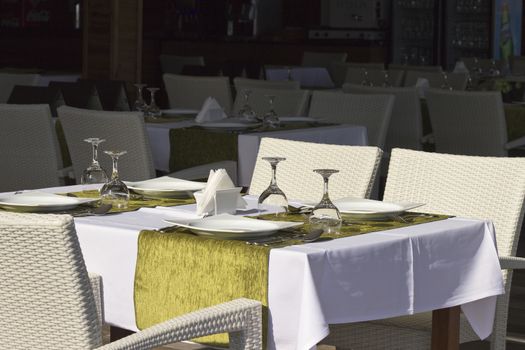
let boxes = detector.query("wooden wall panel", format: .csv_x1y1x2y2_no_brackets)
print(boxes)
82,0,111,79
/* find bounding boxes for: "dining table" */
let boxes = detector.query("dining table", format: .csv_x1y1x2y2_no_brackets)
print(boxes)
146,117,368,186
4,183,505,350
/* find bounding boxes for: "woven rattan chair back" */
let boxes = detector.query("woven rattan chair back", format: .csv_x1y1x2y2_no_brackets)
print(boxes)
308,90,394,149
160,55,205,75
342,84,423,152
403,70,469,90
388,64,443,72
426,89,508,156
249,138,382,201
0,104,64,191
301,51,348,68
58,106,155,182
163,74,233,113
232,87,310,117
343,67,404,88
0,212,102,349
328,62,386,87
0,73,38,103
234,77,300,92
7,85,63,117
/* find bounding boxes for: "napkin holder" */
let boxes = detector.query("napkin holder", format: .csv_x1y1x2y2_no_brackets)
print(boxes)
194,187,243,215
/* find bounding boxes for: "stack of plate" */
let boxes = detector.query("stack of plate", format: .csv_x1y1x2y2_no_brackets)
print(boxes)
125,176,206,199
0,191,98,213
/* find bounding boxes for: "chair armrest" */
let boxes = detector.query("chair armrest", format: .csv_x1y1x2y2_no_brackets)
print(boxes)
88,272,105,329
98,298,261,350
420,133,435,144
168,161,238,184
505,136,525,150
499,256,525,270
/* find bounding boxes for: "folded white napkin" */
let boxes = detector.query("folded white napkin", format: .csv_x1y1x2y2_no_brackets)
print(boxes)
196,169,247,216
195,97,228,124
415,77,430,98
453,61,469,73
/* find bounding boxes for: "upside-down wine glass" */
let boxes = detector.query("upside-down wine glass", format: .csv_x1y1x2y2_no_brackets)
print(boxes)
440,72,453,90
382,70,392,87
258,157,288,216
309,169,342,234
361,69,373,86
263,95,280,128
100,150,130,209
81,138,109,192
133,83,148,112
146,87,162,118
238,89,256,121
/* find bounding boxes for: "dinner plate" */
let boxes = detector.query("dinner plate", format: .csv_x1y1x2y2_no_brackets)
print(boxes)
164,213,302,239
125,176,206,198
332,197,424,220
0,191,98,213
161,108,199,117
279,116,320,123
200,121,260,130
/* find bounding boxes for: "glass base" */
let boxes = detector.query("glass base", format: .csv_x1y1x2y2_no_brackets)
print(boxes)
309,213,342,234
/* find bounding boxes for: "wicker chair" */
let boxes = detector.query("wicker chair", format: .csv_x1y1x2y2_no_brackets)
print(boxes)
7,85,64,117
57,106,156,182
234,77,300,92
0,211,262,350
321,148,525,350
342,84,423,152
232,87,310,117
425,89,525,156
343,67,405,88
388,64,443,72
0,73,39,103
301,51,348,69
403,70,469,90
328,62,386,87
163,74,233,113
511,56,525,75
0,104,71,192
159,54,205,75
248,138,382,202
308,90,394,149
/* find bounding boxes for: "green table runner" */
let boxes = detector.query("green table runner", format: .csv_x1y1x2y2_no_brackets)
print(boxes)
168,123,334,172
134,212,449,347
61,190,195,215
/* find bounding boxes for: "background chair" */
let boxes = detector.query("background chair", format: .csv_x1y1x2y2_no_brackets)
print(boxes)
159,54,205,75
308,90,394,149
342,84,423,153
321,148,525,350
49,81,103,110
78,79,131,111
511,56,525,75
163,74,233,113
328,62,386,87
0,73,38,103
7,85,64,117
248,138,382,202
57,106,156,182
0,211,262,349
344,67,404,88
388,64,443,72
425,89,525,156
0,104,70,192
301,51,348,69
232,87,310,117
403,71,469,90
234,77,300,92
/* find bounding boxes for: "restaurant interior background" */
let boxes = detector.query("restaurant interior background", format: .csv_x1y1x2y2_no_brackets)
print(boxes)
1,0,525,345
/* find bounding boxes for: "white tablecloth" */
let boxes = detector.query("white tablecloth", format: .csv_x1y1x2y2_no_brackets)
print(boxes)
146,123,368,187
34,186,503,350
35,73,81,86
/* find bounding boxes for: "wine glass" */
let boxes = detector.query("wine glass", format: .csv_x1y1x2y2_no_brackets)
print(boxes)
361,69,373,86
258,157,288,215
133,83,148,112
238,89,256,121
146,87,162,118
100,150,130,209
382,70,392,87
440,72,453,90
263,95,280,128
81,138,108,191
309,169,342,234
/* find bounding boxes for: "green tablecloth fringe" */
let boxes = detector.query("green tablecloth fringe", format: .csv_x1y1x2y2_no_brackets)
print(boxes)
134,211,450,347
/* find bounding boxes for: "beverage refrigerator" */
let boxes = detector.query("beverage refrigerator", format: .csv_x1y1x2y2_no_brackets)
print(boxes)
390,0,522,70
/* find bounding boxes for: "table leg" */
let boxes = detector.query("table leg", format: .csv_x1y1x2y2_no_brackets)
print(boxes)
431,306,460,350
110,325,135,342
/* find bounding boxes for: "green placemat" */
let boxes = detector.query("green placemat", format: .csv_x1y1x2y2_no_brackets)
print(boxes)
134,211,450,347
61,190,195,214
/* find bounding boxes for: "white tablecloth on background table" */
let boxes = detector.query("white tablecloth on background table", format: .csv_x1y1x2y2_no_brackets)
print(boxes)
146,123,368,186
35,73,81,86
32,186,504,350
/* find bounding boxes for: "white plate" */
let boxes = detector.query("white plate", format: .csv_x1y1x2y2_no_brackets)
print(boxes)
279,116,320,123
0,191,98,213
161,108,199,116
200,121,260,130
125,176,206,198
332,197,424,220
164,213,302,239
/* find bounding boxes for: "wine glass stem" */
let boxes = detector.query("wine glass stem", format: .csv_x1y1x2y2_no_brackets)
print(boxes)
92,143,100,166
138,87,144,103
111,156,119,180
322,176,330,201
270,164,278,186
